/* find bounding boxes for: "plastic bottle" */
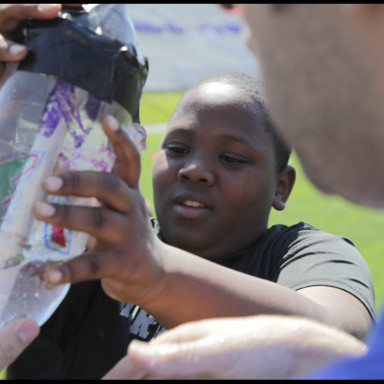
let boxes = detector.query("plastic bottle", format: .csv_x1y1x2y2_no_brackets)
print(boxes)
0,4,148,328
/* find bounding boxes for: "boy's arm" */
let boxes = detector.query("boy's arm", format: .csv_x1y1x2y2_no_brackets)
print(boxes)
36,117,372,340
144,242,371,340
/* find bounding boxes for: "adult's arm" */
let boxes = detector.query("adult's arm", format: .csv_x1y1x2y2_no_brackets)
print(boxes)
103,315,367,380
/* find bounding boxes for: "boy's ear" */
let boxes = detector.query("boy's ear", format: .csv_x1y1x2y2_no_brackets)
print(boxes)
272,165,296,211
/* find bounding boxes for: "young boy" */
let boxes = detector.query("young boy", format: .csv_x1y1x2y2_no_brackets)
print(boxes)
9,72,375,379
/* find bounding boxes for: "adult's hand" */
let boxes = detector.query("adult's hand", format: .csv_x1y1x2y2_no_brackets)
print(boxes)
0,317,39,371
103,315,367,380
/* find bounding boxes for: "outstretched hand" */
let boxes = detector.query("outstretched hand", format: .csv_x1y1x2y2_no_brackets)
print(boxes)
103,315,367,380
33,115,165,306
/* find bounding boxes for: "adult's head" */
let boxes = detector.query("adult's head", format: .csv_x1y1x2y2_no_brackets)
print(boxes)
152,72,295,261
241,4,384,208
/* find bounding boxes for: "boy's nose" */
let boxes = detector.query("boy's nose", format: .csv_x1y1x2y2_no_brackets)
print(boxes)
177,163,215,185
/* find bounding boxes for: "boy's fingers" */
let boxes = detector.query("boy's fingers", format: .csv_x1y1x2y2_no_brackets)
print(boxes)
43,250,117,285
102,115,141,189
33,201,129,244
41,171,134,213
0,4,61,33
0,35,27,79
0,35,27,61
0,5,61,76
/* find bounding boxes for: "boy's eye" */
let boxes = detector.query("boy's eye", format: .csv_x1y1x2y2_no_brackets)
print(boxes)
165,144,188,155
221,154,247,164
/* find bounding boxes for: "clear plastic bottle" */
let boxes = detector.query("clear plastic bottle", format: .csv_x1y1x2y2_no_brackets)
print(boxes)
0,4,148,328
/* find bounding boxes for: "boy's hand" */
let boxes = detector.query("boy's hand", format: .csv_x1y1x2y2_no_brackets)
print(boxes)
0,4,62,77
33,115,164,305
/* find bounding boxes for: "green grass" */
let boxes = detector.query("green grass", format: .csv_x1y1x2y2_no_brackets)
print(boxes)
140,91,184,124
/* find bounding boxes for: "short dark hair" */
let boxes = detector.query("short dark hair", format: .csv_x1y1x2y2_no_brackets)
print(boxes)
187,72,292,174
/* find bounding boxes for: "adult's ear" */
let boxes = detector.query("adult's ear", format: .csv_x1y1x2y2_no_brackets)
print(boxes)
272,165,296,211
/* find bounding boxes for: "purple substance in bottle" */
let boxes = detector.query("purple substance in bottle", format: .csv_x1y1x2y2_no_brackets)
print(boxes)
39,80,98,148
85,93,101,121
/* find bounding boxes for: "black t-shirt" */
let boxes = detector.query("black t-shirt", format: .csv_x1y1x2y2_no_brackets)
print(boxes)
120,221,375,342
216,222,375,318
7,221,375,379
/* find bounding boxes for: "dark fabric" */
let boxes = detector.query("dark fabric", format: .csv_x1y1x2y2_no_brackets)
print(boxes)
5,333,62,380
215,222,375,319
6,221,376,379
120,221,376,343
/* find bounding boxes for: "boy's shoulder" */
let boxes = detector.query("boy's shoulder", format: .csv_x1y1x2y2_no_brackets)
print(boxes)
268,221,316,232
262,221,359,254
265,221,321,241
266,221,351,242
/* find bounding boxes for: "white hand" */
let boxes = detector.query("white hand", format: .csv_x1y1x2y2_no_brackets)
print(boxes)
103,315,367,380
0,317,39,371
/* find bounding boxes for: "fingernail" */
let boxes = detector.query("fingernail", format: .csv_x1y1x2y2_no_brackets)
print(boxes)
18,319,39,345
44,176,63,192
105,115,120,131
46,269,63,284
37,4,60,13
35,201,56,217
9,44,26,55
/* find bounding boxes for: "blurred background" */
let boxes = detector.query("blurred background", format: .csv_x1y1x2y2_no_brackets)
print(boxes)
128,4,258,91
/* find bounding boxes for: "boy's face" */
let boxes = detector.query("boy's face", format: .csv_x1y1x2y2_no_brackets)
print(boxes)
152,82,278,261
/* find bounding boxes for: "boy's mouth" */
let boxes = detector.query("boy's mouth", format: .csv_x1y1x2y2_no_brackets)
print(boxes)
173,193,213,219
181,200,205,208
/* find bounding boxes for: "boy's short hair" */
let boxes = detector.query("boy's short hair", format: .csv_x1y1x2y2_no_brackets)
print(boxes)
187,72,292,174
